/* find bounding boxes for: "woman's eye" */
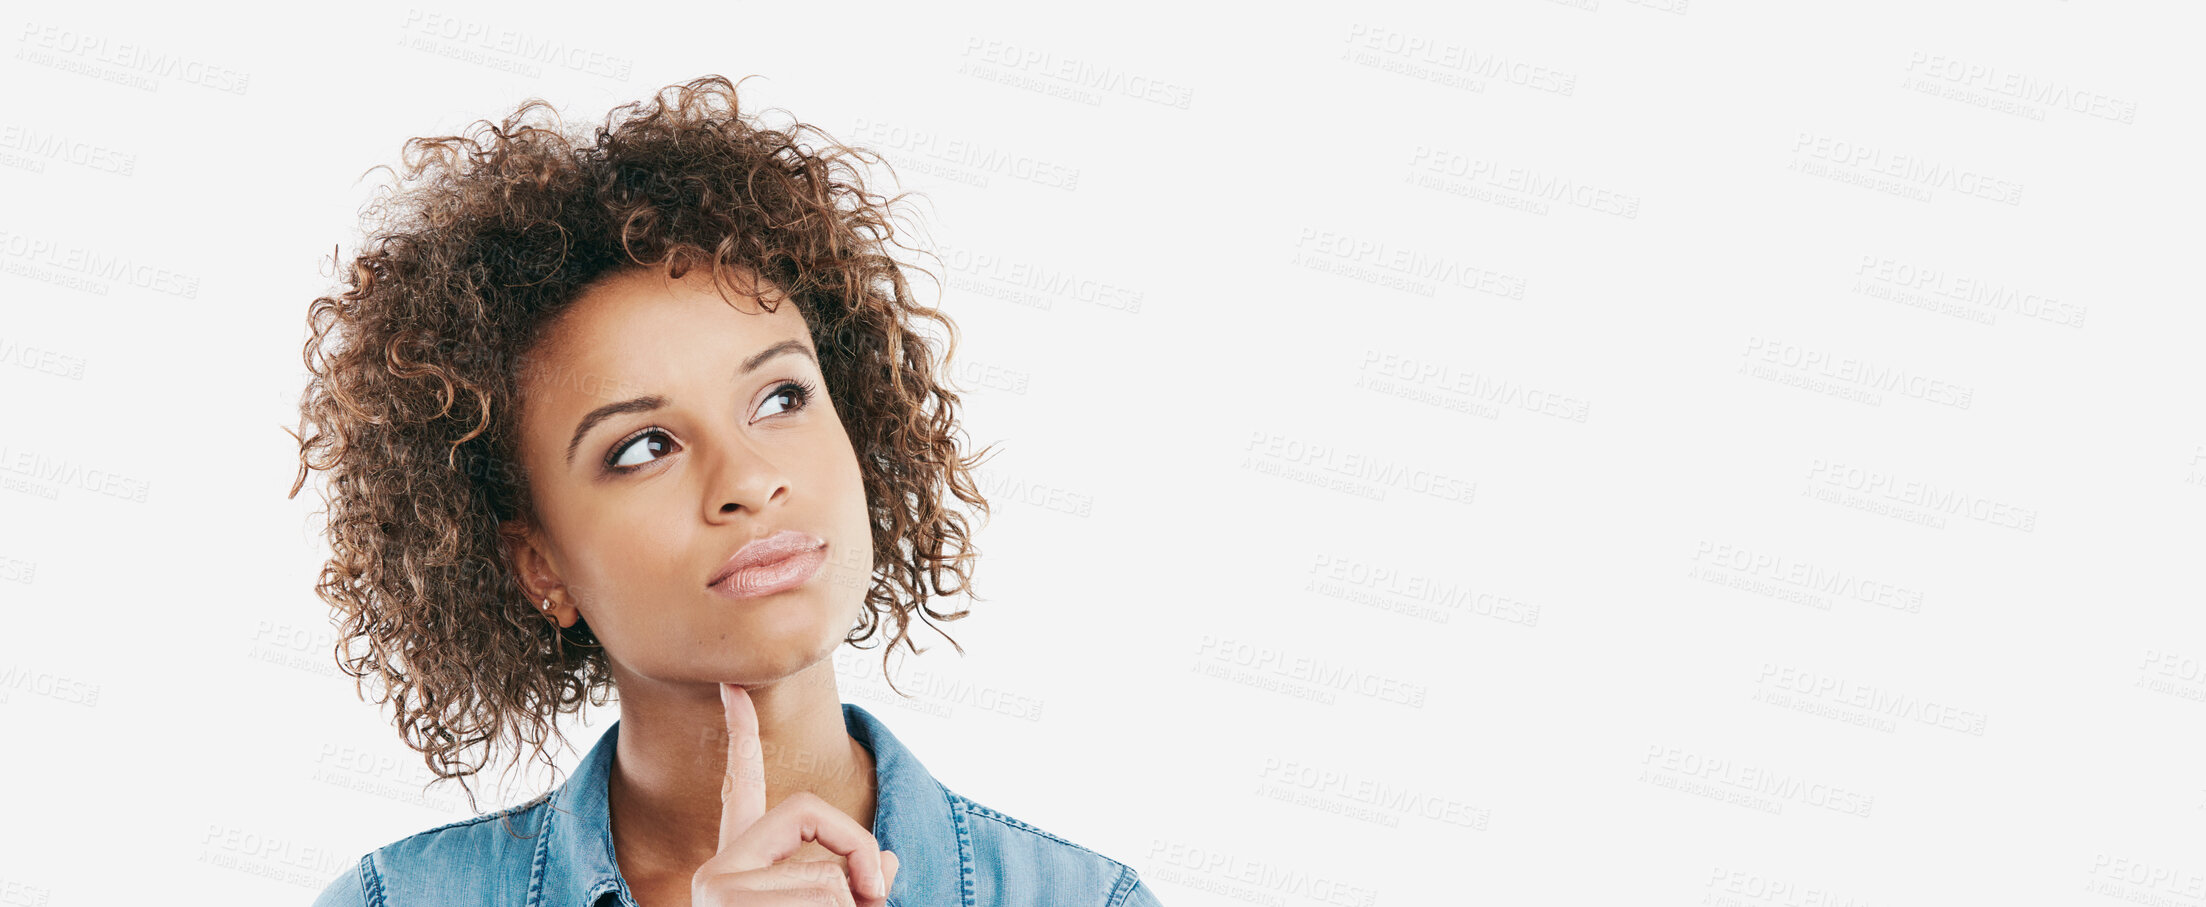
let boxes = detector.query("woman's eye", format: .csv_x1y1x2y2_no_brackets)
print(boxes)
608,430,678,470
755,380,815,420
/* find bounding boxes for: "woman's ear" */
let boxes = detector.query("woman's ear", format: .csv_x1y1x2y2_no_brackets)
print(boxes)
499,519,577,628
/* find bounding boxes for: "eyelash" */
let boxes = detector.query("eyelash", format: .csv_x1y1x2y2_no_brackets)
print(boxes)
602,378,819,475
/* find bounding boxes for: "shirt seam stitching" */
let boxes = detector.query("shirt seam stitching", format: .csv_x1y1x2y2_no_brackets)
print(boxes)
951,791,1133,872
1106,865,1142,907
399,791,554,842
527,802,553,907
361,852,387,907
945,784,977,907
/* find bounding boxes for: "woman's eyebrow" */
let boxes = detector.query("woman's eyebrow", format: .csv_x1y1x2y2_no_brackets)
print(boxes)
561,340,817,467
740,339,815,375
567,396,667,466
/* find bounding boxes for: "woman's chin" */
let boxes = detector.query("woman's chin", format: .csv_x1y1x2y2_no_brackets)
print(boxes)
700,620,847,676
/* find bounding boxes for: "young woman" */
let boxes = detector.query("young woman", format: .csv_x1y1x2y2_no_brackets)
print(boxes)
294,74,1161,907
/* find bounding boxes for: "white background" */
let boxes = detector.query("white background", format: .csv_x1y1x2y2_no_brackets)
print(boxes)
2,1,2203,905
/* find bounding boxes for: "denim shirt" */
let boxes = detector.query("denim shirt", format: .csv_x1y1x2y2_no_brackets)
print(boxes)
310,703,1162,906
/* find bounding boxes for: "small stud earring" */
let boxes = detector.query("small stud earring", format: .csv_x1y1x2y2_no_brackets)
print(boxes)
540,597,553,611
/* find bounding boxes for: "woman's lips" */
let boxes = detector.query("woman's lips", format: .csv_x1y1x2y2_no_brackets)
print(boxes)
708,530,828,600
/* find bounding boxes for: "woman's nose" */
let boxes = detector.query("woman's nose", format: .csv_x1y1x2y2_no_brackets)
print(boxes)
701,432,792,522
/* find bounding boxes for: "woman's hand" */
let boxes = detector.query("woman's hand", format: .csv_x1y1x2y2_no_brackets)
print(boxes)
691,683,900,906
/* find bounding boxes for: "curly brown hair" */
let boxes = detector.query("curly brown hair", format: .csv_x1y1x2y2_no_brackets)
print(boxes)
288,74,992,810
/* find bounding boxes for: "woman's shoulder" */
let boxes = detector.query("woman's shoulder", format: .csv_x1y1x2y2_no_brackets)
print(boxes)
308,792,557,907
308,787,1166,907
942,787,1164,907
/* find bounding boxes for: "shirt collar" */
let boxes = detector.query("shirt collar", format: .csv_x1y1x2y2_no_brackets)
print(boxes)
534,702,962,907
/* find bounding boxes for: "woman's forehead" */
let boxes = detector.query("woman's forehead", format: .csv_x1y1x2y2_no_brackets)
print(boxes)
517,270,814,425
540,270,806,364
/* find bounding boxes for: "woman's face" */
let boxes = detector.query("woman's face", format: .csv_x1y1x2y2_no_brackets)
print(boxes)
506,266,874,689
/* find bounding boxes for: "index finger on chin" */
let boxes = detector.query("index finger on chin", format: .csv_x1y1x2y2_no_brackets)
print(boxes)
717,682,767,851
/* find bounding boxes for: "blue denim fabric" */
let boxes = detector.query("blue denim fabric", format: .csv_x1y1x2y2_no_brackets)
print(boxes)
310,702,1161,906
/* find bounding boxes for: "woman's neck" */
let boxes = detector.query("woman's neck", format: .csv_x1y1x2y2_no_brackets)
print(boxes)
604,658,877,877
